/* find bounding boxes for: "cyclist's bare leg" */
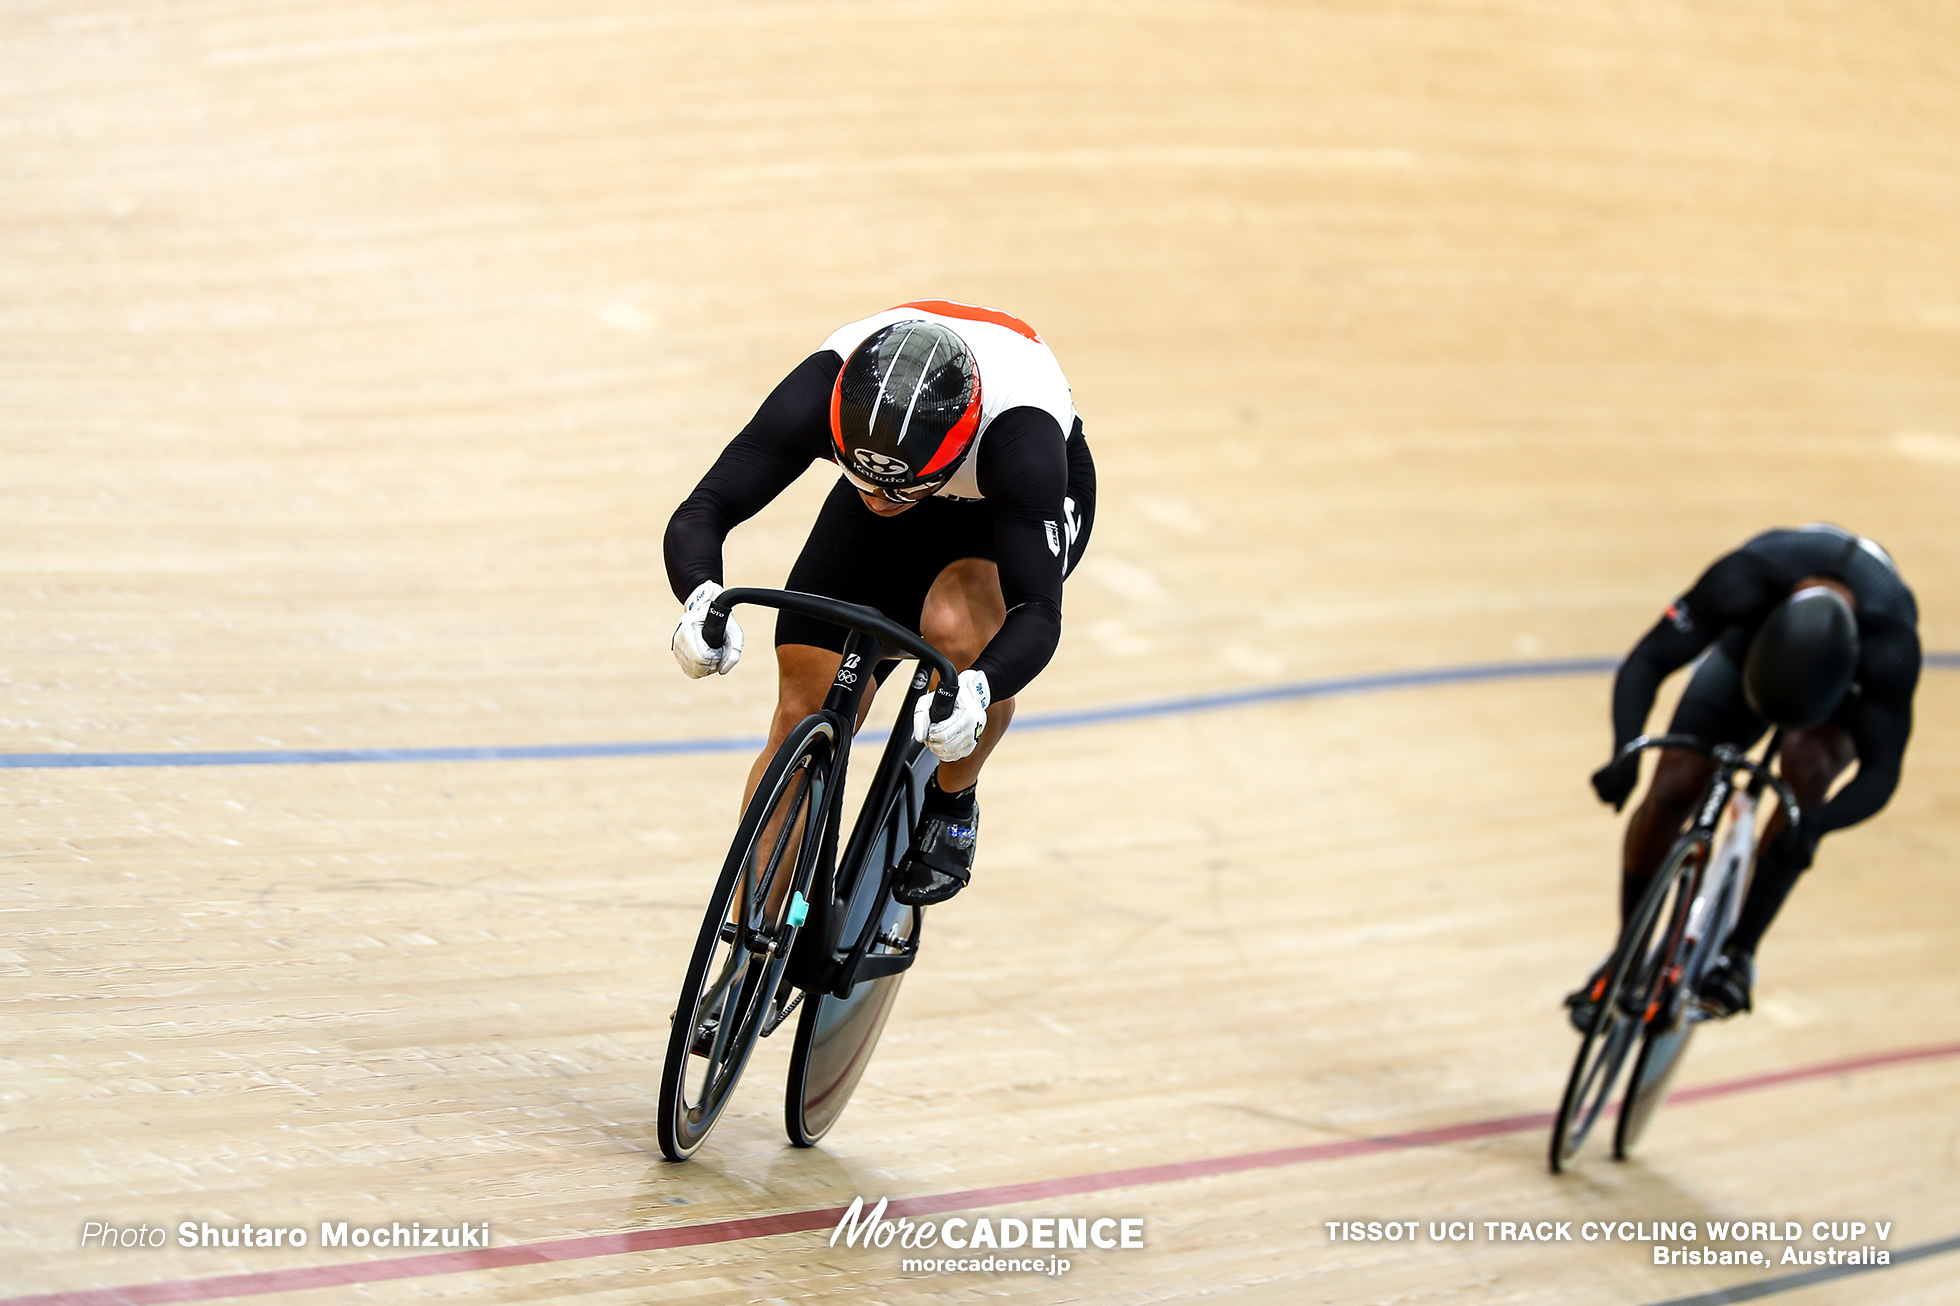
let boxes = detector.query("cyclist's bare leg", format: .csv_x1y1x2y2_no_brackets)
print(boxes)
736,645,881,924
1729,723,1856,953
733,557,1012,921
1755,723,1856,848
742,645,882,806
917,558,1015,792
1563,746,1721,1021
1619,747,1715,924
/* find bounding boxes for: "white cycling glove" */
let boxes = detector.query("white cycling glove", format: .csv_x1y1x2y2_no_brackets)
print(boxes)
913,669,991,762
670,581,744,679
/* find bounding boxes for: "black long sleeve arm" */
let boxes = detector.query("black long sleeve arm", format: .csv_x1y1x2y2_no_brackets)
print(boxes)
1810,626,1919,835
1608,552,1785,750
1610,619,1707,751
969,408,1078,700
662,352,839,600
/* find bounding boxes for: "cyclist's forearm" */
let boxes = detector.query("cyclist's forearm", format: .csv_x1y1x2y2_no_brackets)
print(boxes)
1809,698,1911,836
1809,707,1906,835
1609,646,1666,748
664,501,733,598
1808,763,1898,837
970,599,1061,702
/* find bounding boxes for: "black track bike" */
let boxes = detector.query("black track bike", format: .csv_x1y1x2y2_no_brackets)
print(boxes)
1549,733,1800,1173
657,588,960,1161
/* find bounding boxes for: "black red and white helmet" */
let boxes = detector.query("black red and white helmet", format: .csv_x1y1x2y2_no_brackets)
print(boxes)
830,320,981,501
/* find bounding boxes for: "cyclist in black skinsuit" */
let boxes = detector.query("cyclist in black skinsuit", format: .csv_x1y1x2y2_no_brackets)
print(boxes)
1571,524,1920,1026
663,302,1094,907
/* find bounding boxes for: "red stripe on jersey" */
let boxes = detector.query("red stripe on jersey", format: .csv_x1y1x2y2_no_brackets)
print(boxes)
896,299,1042,343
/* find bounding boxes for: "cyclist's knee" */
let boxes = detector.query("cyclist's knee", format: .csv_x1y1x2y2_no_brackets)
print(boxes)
770,645,840,735
1779,727,1855,803
919,614,988,671
920,560,1005,671
1642,750,1713,818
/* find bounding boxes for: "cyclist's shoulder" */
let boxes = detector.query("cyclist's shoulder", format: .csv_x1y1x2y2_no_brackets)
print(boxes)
968,408,1069,500
1731,523,1899,579
1737,525,1917,626
740,351,845,454
1858,622,1922,700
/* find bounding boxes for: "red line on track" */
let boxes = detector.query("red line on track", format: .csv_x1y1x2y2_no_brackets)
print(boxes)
11,1039,1957,1306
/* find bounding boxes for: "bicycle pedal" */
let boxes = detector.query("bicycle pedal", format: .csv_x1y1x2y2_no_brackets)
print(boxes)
873,928,915,953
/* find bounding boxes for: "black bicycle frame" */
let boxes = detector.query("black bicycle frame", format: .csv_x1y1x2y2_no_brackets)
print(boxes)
703,588,959,999
1614,731,1802,871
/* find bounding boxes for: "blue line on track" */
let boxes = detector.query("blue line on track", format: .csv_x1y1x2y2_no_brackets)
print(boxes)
3,653,1953,771
1015,656,1616,731
0,736,770,771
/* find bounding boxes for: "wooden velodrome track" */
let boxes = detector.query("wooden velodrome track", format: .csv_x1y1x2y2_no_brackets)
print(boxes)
5,2,1959,1303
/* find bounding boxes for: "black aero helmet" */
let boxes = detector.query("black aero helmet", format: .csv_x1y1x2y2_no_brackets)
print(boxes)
1743,586,1859,728
829,321,981,496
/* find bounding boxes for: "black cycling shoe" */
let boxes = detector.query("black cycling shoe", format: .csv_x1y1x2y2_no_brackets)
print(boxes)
1697,948,1755,1018
1564,961,1612,1035
894,781,978,907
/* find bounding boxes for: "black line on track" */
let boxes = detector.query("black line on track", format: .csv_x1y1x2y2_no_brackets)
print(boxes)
1640,1231,1960,1305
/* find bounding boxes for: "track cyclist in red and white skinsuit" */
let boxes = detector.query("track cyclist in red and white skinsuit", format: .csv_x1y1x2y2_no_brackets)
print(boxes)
663,301,1095,906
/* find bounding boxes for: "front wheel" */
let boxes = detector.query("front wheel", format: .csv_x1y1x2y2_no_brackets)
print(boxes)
657,717,834,1161
1549,835,1701,1172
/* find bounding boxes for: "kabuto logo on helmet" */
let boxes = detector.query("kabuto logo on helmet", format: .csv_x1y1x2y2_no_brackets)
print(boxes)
852,449,911,480
831,319,983,490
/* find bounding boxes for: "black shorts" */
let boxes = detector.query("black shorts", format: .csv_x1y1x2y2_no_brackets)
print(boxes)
776,432,1095,666
776,478,997,659
1668,626,1862,747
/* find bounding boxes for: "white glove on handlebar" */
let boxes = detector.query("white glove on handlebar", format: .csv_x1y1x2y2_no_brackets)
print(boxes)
671,581,743,678
913,669,991,762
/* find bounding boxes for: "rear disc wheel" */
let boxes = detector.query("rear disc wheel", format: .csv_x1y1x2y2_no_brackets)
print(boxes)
784,746,929,1147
